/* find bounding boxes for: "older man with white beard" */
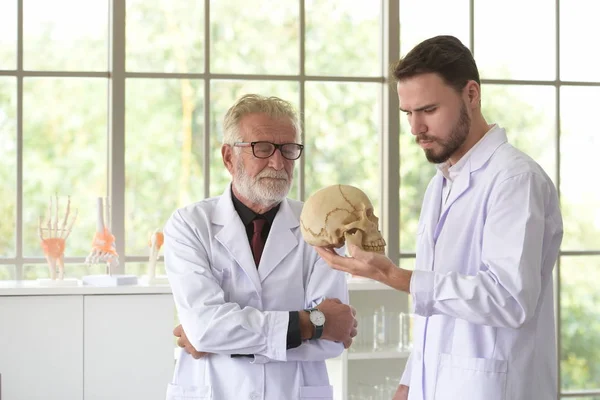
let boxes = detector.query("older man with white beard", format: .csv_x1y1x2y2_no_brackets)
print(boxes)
164,94,357,400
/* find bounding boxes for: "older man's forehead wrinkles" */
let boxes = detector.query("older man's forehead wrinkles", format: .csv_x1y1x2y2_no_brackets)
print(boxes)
247,122,295,138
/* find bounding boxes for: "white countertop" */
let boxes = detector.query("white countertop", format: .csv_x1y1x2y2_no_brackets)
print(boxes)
0,276,391,296
0,280,172,296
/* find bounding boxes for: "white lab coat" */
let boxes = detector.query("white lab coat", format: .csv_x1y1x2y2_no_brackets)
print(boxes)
400,126,563,400
164,186,348,400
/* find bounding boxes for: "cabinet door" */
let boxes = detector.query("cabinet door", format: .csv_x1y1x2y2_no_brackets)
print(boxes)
0,295,84,400
346,288,410,399
83,294,174,400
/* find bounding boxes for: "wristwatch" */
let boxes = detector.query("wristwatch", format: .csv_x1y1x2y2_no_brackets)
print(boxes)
304,307,325,339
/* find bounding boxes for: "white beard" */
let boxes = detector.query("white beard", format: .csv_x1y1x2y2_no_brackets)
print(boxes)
232,158,291,207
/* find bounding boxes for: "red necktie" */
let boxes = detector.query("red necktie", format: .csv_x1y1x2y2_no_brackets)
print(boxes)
251,219,266,267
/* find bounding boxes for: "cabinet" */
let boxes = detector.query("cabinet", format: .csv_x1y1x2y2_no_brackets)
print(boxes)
0,295,84,400
0,279,407,400
0,282,174,400
326,278,410,400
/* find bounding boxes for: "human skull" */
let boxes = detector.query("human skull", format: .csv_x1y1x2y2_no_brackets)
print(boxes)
300,184,386,254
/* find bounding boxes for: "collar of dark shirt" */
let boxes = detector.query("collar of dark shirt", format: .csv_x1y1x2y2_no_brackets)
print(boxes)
230,186,280,227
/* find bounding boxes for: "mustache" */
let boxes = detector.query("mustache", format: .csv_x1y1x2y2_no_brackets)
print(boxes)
415,135,436,144
257,168,289,180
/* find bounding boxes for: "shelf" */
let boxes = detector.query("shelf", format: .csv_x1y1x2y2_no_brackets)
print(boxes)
347,277,394,291
347,349,411,360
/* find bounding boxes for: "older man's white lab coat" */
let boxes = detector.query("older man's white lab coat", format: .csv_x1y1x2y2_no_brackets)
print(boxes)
164,187,347,400
400,126,563,400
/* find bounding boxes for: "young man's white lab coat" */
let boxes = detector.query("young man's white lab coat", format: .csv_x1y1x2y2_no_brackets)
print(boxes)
401,125,563,400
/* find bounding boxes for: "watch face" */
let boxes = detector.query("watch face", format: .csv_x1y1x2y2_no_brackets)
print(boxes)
310,310,326,326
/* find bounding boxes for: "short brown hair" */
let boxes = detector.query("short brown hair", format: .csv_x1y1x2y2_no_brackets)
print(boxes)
391,35,480,92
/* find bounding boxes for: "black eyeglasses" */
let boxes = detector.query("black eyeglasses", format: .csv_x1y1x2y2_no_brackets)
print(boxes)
233,141,304,160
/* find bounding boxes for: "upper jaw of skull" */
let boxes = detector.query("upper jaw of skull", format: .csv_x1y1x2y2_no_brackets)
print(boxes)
342,219,386,254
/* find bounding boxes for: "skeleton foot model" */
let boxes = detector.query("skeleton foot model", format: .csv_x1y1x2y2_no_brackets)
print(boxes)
147,229,164,280
39,194,78,280
85,197,119,273
300,184,386,254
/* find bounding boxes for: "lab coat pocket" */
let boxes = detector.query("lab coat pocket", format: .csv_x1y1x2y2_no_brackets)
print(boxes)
299,385,334,399
433,353,507,400
166,383,212,400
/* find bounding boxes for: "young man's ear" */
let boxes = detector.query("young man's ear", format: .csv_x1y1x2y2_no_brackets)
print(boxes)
222,145,234,175
464,80,481,109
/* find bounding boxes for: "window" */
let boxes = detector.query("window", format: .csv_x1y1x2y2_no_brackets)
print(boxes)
1,1,598,398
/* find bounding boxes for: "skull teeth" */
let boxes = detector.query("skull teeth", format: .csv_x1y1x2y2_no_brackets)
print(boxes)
363,243,386,253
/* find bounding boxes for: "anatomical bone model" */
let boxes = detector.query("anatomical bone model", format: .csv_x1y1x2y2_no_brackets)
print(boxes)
147,229,164,280
38,195,78,280
300,184,386,254
85,197,119,273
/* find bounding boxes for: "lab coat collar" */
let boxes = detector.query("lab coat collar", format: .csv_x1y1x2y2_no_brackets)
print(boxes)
213,184,298,293
435,125,507,238
466,124,507,173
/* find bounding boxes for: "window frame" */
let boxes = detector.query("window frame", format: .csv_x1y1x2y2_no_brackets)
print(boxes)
1,1,599,398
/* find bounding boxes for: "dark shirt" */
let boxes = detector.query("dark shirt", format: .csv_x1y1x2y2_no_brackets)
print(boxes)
231,190,280,258
230,188,303,352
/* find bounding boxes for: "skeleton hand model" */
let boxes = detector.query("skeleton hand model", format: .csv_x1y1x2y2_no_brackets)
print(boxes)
300,184,386,254
147,229,164,280
85,197,119,273
39,195,78,280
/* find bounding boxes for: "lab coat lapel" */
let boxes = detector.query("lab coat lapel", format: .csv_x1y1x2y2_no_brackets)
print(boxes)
436,163,472,238
426,173,444,262
213,187,262,295
258,198,298,282
434,125,509,242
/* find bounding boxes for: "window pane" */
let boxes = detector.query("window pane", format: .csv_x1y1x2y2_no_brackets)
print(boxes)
305,1,381,76
560,87,600,250
400,0,470,56
126,0,204,73
475,0,555,80
210,0,299,74
23,78,107,257
0,1,17,69
0,77,17,257
0,265,16,280
126,261,165,278
24,263,105,280
23,264,51,280
399,258,415,271
560,256,600,392
560,0,600,82
304,82,381,215
126,79,204,255
399,118,436,253
23,0,108,71
561,397,600,400
481,85,556,183
208,80,299,198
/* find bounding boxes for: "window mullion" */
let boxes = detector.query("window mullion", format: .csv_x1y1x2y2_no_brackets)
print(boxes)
108,0,126,274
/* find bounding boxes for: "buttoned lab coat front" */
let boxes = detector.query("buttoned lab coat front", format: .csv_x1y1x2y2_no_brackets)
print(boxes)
400,126,563,400
164,187,348,400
